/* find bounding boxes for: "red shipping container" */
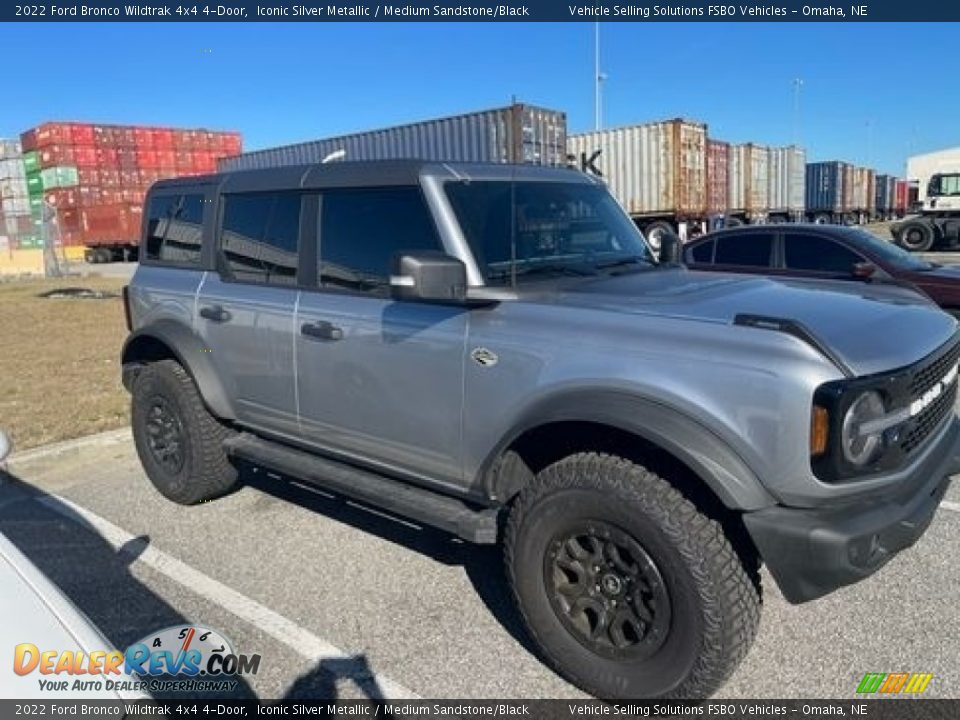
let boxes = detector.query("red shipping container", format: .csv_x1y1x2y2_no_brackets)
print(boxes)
70,123,95,146
139,169,161,186
99,169,121,188
706,140,730,215
155,150,176,169
100,188,123,205
61,230,85,247
44,188,79,209
20,129,38,152
134,127,155,149
175,151,194,173
34,122,72,148
96,147,119,168
119,169,140,186
117,148,138,168
117,127,136,147
895,180,909,213
73,146,99,167
120,188,144,204
136,150,159,169
193,152,217,174
79,186,102,207
57,208,81,232
78,167,100,186
174,130,194,151
153,129,174,150
221,132,242,155
39,144,75,168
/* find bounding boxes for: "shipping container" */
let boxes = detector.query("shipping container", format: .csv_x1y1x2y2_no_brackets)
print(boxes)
894,179,909,216
728,143,769,220
874,174,897,219
841,164,855,218
706,140,729,216
805,161,848,222
0,139,21,159
850,166,875,220
221,103,564,172
766,145,806,221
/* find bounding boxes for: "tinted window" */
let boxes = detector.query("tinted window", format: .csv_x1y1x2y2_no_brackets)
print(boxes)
445,181,652,286
145,193,203,265
688,239,714,263
714,233,774,267
784,234,863,274
220,193,301,285
320,187,440,293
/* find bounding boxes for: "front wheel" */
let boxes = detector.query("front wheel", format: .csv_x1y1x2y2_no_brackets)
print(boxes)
896,221,934,252
504,453,760,699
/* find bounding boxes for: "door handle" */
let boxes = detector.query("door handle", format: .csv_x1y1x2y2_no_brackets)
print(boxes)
199,305,232,323
301,321,343,341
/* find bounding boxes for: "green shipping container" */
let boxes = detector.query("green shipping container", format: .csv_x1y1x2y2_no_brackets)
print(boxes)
29,196,42,215
18,235,42,249
26,171,43,196
22,151,39,174
39,166,78,189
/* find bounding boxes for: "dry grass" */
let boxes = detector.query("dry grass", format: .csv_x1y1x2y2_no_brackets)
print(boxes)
0,276,129,451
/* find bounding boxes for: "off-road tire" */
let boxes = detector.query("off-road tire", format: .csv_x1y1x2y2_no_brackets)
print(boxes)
504,452,760,699
132,359,237,505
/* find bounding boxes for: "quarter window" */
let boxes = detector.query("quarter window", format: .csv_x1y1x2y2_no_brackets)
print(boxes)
714,233,774,268
145,193,204,265
688,239,714,264
220,193,301,285
784,234,863,274
319,187,441,294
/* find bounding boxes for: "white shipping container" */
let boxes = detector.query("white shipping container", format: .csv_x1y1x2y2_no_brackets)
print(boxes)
0,158,26,179
767,146,805,214
729,144,769,215
0,139,21,160
0,178,29,201
567,119,708,217
2,197,29,215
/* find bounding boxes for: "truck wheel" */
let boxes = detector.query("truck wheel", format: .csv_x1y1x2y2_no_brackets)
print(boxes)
504,453,760,699
813,213,831,225
644,221,675,252
724,217,744,228
896,221,934,252
131,359,238,505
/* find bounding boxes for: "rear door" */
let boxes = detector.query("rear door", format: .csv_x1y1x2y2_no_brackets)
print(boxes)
295,186,468,486
781,231,866,281
196,191,304,437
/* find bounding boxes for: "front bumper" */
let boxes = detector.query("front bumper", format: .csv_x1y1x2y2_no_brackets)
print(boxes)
744,416,960,604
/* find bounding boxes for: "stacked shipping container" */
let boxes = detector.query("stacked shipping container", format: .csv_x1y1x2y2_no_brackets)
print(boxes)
18,122,241,256
0,140,33,252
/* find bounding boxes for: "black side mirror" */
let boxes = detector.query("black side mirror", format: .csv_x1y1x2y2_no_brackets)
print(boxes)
659,232,682,265
390,252,468,303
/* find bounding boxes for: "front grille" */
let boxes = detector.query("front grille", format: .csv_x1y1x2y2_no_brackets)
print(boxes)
909,339,960,398
901,380,957,454
899,337,960,455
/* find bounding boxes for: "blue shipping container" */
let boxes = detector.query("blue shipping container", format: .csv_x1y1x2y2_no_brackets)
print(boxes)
805,161,847,214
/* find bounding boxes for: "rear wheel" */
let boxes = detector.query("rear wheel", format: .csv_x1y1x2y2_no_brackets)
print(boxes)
504,453,760,699
896,221,934,252
644,221,675,253
132,359,238,505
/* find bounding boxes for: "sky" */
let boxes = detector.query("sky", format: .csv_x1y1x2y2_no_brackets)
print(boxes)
0,22,952,176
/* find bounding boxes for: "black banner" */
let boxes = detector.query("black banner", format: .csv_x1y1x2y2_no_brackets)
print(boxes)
2,700,959,719
3,1,960,22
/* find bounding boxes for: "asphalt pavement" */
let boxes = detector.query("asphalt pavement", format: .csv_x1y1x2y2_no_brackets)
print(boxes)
1,430,958,700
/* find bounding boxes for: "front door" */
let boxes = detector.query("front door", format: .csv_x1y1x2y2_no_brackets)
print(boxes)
295,186,468,486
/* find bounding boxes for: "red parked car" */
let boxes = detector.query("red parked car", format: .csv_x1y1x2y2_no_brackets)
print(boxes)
682,224,960,315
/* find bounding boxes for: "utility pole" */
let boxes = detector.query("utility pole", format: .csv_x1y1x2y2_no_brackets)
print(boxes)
594,23,608,131
792,78,803,146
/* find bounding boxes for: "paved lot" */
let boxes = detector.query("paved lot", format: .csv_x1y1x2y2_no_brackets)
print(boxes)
1,430,958,701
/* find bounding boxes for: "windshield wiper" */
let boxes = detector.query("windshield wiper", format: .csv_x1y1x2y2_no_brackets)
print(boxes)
487,263,598,281
596,257,654,271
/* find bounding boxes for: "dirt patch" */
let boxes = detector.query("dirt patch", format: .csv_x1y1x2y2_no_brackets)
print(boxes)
0,277,129,451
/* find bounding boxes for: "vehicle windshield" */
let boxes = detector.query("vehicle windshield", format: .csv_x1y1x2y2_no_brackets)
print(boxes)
444,180,654,286
847,228,934,271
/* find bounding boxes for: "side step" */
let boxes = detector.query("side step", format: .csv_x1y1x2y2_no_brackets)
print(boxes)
224,433,500,544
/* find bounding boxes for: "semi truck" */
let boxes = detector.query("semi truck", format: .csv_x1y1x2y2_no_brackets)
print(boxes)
892,148,960,251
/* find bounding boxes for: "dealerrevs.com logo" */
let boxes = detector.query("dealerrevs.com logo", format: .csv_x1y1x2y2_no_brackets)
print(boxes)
14,625,261,693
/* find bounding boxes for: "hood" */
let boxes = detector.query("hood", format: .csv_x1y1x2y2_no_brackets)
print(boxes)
556,268,957,376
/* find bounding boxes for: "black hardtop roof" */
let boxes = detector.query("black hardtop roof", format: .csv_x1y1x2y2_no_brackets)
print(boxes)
149,160,593,195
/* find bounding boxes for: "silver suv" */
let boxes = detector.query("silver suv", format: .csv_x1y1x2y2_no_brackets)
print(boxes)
122,161,959,699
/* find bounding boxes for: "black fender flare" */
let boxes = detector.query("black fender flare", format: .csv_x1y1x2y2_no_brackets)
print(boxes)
480,389,776,512
121,319,236,420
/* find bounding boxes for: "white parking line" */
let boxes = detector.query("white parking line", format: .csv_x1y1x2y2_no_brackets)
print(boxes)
35,494,419,700
941,500,960,514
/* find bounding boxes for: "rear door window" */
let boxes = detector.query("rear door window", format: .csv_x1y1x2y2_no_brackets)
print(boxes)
220,192,302,285
145,193,204,265
714,233,774,268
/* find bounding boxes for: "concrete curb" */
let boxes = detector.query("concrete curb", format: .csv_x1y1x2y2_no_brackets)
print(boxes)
8,427,132,465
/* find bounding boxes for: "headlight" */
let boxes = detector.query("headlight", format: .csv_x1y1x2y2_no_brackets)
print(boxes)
840,391,885,467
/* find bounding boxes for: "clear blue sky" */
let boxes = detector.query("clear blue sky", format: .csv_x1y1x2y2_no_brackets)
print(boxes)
0,22,951,176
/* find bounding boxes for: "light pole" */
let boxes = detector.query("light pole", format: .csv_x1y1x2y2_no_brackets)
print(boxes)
594,23,608,131
792,78,803,146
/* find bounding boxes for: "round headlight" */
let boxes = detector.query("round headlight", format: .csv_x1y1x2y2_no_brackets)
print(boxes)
841,390,885,467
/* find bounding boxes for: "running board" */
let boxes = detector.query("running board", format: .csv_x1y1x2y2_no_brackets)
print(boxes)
223,434,500,544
